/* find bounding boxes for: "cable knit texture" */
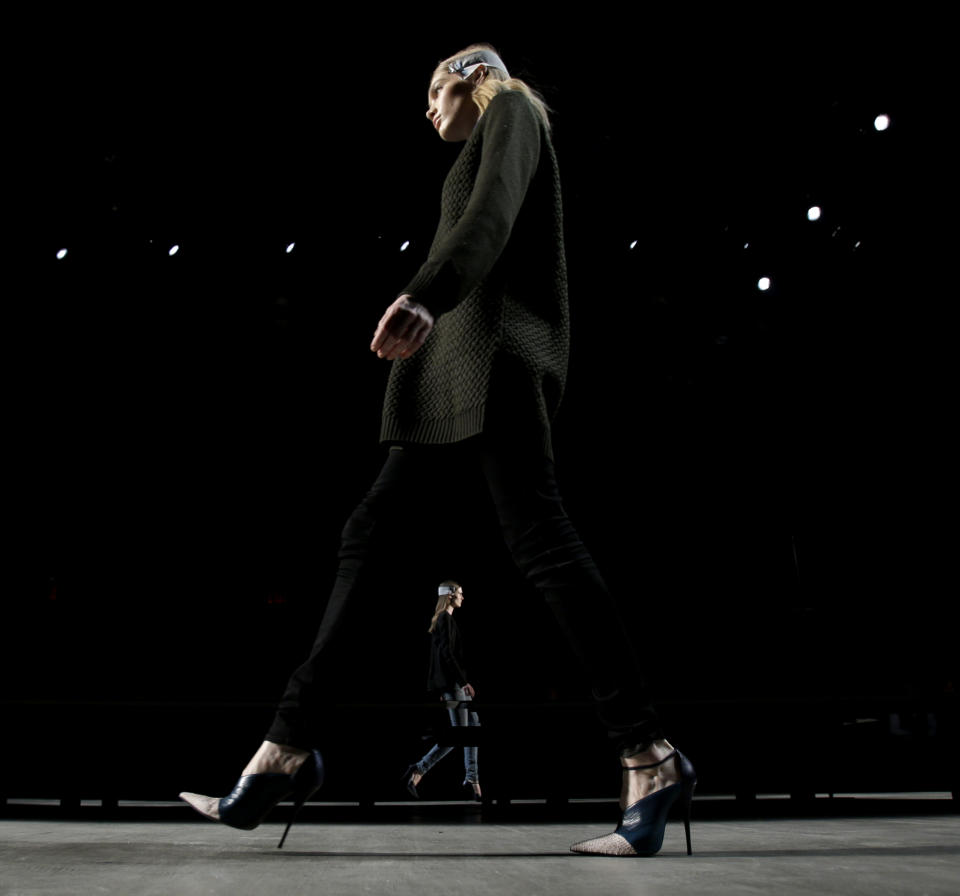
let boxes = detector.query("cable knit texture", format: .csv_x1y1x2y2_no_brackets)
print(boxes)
380,89,569,458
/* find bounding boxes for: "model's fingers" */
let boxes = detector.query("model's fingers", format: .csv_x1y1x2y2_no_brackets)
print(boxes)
379,332,413,360
370,317,391,351
371,298,405,351
371,297,432,358
377,336,402,359
410,316,434,346
372,313,406,353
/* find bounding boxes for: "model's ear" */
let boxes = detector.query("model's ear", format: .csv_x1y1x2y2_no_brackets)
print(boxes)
470,64,487,85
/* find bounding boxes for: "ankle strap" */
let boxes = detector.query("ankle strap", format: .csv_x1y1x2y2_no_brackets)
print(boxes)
622,749,677,771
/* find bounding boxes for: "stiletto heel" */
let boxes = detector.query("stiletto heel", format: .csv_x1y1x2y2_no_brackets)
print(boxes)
277,770,319,850
681,765,695,856
462,779,482,802
570,748,696,857
182,749,324,849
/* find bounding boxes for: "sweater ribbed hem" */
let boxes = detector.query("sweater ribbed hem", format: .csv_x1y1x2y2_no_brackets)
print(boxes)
380,407,555,460
379,406,486,447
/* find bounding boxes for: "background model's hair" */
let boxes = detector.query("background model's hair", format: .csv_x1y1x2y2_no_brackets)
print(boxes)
429,579,461,633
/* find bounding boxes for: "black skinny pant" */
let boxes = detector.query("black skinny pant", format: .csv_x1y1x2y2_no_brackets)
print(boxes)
266,436,663,753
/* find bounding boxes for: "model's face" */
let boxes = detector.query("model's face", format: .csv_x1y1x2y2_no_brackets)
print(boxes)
451,587,464,609
426,74,479,142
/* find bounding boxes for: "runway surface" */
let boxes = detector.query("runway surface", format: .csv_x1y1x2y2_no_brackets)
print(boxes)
2,800,958,895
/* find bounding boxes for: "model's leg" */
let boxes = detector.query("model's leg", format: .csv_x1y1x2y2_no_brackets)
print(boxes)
443,685,480,794
181,446,426,831
407,692,458,792
266,445,425,748
475,435,696,855
413,742,455,777
463,702,481,796
476,435,662,752
463,707,480,783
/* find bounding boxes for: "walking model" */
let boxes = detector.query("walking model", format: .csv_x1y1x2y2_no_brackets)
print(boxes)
403,582,482,801
180,43,696,856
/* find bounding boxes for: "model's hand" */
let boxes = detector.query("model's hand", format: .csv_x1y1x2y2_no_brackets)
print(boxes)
370,295,434,360
463,683,476,698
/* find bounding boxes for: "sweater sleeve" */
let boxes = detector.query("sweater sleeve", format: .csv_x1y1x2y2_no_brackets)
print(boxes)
402,90,542,316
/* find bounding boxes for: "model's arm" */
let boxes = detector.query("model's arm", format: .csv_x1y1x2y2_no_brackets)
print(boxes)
404,90,541,316
371,91,541,359
433,614,468,686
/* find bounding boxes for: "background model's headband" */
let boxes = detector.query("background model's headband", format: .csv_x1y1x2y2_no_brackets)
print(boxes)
448,50,509,80
438,584,457,596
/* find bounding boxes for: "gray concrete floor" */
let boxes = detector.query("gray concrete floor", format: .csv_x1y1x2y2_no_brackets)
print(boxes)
2,808,959,895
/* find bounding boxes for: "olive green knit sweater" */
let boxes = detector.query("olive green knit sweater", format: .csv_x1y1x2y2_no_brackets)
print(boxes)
379,89,569,458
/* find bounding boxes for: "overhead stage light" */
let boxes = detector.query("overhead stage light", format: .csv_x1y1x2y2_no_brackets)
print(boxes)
285,242,296,254
807,206,822,221
874,114,890,132
168,244,180,257
56,248,68,260
400,241,410,252
757,277,771,291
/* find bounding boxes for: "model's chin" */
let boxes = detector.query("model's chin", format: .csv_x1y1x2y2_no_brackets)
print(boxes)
438,128,467,143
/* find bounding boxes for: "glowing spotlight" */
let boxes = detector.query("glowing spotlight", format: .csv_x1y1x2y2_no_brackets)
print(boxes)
807,206,821,221
168,244,180,257
400,240,410,252
874,114,890,131
743,242,749,249
757,277,771,291
285,242,295,254
629,240,638,250
56,248,68,260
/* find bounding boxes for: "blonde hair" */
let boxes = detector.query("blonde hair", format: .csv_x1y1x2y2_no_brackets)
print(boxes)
428,580,461,633
434,43,551,132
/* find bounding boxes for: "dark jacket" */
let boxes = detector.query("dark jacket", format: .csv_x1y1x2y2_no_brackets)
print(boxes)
427,611,468,693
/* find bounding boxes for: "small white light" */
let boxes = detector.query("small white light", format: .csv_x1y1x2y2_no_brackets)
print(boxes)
807,206,821,221
285,242,295,254
56,248,68,260
874,114,890,132
757,277,771,291
400,240,410,252
629,240,638,250
168,244,180,257
743,242,749,250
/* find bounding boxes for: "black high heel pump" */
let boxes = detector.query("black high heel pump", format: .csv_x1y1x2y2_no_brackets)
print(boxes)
185,749,324,849
570,749,696,857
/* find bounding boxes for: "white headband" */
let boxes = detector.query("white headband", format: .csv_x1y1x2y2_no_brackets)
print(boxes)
448,50,509,80
438,584,457,596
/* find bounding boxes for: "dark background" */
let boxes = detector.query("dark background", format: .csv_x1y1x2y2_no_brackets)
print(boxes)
6,11,953,803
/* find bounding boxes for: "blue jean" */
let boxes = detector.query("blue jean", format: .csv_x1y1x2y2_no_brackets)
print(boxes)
415,687,480,783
